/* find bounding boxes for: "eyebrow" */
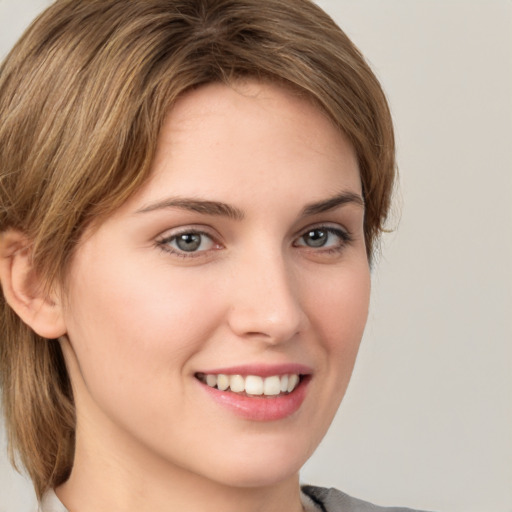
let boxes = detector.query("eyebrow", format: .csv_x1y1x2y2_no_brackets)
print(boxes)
301,191,364,216
136,198,245,220
135,191,364,220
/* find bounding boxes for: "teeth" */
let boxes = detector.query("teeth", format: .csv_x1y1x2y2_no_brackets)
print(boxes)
263,376,281,396
287,374,299,393
200,373,302,395
229,375,245,393
245,375,264,395
206,374,217,387
217,374,229,391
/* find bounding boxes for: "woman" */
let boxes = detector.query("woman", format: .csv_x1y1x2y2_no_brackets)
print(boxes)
0,1,425,511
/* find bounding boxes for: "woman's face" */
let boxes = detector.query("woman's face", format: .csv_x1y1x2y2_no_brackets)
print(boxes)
60,81,370,488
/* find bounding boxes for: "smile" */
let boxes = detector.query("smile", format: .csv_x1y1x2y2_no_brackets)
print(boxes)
196,373,302,396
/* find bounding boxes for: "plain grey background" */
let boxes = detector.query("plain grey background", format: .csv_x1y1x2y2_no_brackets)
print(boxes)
1,1,511,511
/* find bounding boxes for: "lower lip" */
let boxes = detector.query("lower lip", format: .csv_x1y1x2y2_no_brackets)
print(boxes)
198,377,310,421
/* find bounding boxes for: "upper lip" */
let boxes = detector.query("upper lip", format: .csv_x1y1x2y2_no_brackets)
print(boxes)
195,363,313,378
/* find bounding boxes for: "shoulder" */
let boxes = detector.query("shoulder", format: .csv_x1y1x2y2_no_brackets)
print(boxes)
301,485,434,512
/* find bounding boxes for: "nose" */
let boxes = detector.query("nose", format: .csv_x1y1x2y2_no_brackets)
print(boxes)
226,248,307,344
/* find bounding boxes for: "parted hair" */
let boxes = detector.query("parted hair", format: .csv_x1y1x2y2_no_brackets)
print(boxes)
0,0,395,499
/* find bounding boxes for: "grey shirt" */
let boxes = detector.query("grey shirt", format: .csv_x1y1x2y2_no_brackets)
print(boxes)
301,486,432,512
39,485,431,512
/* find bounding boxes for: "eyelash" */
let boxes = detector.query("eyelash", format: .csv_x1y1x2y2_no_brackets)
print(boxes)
293,226,353,253
156,228,219,259
156,225,353,258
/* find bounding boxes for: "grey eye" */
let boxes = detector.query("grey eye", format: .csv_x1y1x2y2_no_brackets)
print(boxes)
175,233,203,252
295,226,350,251
302,229,328,247
158,229,217,257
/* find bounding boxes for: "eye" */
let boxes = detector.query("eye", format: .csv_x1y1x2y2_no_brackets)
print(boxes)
294,226,351,250
157,229,219,256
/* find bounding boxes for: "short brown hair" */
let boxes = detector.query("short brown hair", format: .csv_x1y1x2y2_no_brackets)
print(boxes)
0,0,395,498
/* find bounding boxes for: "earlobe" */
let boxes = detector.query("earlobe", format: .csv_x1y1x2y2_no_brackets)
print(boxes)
0,230,66,339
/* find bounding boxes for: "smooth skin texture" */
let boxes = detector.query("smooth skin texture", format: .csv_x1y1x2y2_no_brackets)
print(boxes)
10,81,371,512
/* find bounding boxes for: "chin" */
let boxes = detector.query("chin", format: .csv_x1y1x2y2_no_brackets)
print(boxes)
207,462,301,490
190,436,313,489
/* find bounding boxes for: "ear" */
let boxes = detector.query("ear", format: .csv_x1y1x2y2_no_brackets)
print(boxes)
0,230,66,339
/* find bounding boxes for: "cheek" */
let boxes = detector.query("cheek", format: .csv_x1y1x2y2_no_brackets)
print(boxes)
312,261,370,340
287,261,370,455
61,254,229,444
62,252,223,393
308,261,371,383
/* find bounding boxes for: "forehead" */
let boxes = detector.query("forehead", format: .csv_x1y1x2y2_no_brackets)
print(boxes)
169,81,347,149
144,80,360,195
89,79,362,234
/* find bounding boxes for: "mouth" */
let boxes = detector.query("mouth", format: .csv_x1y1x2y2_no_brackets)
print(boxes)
195,372,303,397
195,364,312,420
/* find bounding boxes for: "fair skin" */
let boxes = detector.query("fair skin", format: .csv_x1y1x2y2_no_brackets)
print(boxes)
3,81,370,512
